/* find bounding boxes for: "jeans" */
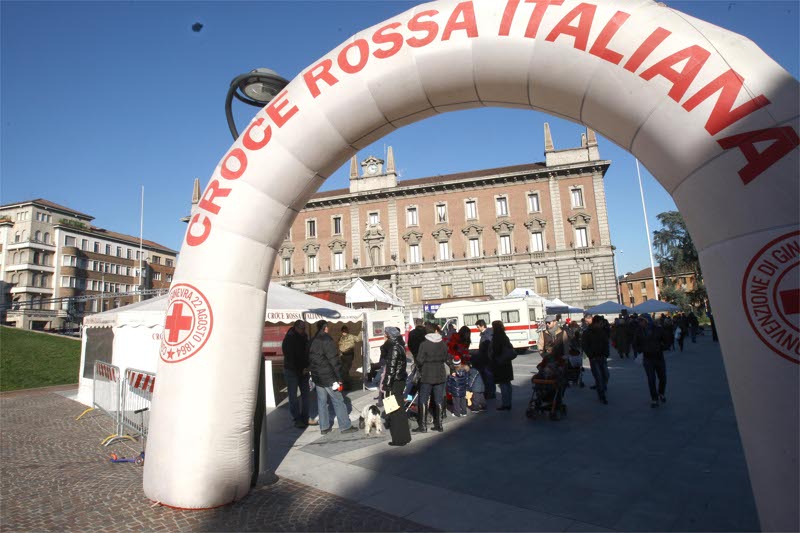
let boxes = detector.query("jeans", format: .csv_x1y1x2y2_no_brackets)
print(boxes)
284,368,309,423
470,392,486,410
589,358,609,396
498,382,512,408
418,382,445,409
452,396,467,415
316,385,352,431
479,367,495,399
643,358,667,400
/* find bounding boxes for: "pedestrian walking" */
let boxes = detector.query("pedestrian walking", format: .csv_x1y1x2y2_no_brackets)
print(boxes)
582,314,610,404
308,320,358,435
635,314,669,408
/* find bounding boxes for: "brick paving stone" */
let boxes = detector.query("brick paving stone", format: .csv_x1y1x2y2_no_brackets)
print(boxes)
0,390,433,533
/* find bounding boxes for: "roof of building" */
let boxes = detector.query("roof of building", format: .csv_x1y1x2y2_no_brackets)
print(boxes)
623,266,694,281
57,223,177,254
0,198,94,220
310,162,547,201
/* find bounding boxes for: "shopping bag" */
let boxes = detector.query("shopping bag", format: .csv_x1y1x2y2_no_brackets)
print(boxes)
383,394,401,414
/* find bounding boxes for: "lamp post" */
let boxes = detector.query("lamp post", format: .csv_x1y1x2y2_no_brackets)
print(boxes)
611,245,623,304
225,68,289,140
635,158,660,300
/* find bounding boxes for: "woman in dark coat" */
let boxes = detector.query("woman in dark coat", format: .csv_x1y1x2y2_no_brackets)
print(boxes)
381,327,411,446
491,320,515,410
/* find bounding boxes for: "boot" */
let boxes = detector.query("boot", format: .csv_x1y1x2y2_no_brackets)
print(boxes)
413,404,428,433
432,403,444,432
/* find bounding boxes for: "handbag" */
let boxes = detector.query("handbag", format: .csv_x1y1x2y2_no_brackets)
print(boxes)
383,394,401,414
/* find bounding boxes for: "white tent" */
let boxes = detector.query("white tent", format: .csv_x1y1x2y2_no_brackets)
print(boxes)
584,301,634,315
631,300,681,314
77,283,365,407
344,277,403,308
505,287,540,298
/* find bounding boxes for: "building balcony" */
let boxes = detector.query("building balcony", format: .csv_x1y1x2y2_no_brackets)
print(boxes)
10,286,54,295
6,240,55,251
4,263,55,273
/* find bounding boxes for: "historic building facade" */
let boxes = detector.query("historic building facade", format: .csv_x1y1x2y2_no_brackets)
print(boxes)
272,124,618,316
0,199,177,330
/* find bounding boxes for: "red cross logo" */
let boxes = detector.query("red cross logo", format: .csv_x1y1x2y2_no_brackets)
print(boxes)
165,303,193,343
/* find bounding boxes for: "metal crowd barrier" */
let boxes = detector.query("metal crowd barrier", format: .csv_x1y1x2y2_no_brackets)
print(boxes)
121,368,155,439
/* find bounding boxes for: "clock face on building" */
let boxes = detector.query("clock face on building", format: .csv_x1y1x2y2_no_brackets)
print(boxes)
367,163,378,175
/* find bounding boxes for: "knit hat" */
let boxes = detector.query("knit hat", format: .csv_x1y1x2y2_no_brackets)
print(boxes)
385,326,401,339
453,356,462,365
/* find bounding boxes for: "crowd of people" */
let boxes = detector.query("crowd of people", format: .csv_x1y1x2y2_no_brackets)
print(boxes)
281,308,707,445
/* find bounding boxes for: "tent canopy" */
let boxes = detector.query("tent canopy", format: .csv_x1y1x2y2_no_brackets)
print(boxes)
343,278,403,307
584,301,633,315
505,287,540,299
83,282,364,329
548,298,584,314
631,300,681,314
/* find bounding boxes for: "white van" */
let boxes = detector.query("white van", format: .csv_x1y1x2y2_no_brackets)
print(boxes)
434,297,547,352
364,309,406,364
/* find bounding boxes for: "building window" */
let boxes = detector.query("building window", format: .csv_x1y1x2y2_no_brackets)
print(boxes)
14,232,20,243
282,257,292,276
411,286,422,304
166,274,173,283
154,272,162,281
93,242,100,253
438,241,450,261
115,246,121,257
627,282,633,292
441,284,453,298
471,281,484,296
469,238,480,258
333,216,342,236
333,252,344,271
680,276,688,288
104,244,111,255
640,281,647,292
435,203,447,223
409,244,421,263
368,212,379,225
80,238,88,251
643,295,649,302
499,235,512,255
406,207,418,227
165,258,173,267
571,188,584,208
535,276,549,295
575,227,589,248
152,256,161,265
501,310,520,323
496,196,509,217
528,193,540,213
581,272,594,290
630,296,635,305
60,276,70,288
35,231,42,242
65,236,76,247
503,279,516,296
306,219,317,238
530,232,544,252
307,255,318,273
465,200,477,221
127,249,132,259
43,232,50,244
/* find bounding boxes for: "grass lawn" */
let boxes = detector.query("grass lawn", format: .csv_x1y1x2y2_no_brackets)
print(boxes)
0,326,81,392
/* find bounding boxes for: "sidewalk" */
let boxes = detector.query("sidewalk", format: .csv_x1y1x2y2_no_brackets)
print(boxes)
269,335,759,531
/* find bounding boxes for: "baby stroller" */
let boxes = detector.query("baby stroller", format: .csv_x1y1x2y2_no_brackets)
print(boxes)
565,353,585,388
526,361,567,421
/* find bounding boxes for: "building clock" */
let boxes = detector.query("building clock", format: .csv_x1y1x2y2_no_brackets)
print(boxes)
367,163,379,175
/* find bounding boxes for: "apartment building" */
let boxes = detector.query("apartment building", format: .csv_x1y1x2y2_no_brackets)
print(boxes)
619,266,698,307
0,199,176,330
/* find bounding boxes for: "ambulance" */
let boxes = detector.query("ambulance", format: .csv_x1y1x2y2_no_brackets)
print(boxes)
434,296,547,352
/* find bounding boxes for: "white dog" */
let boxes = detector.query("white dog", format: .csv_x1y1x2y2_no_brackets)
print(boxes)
358,404,384,436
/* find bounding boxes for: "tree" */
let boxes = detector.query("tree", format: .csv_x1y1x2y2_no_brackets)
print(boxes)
653,211,707,311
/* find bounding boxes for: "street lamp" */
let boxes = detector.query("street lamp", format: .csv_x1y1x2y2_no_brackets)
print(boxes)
225,68,289,140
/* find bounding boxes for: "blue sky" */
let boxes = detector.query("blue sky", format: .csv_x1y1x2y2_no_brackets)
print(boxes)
2,1,797,277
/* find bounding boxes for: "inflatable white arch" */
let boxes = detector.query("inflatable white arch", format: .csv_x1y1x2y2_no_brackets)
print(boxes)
144,0,799,528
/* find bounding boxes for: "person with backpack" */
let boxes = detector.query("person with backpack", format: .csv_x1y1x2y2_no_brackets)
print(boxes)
491,320,516,411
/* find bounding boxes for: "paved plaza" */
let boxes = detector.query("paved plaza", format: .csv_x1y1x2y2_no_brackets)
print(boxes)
1,334,758,531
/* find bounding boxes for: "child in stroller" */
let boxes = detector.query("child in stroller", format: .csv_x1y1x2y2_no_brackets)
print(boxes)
526,351,568,421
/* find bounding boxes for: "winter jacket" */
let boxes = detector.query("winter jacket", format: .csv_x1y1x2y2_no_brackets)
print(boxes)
282,327,308,374
636,324,668,361
582,325,610,360
308,332,341,388
448,335,470,362
467,368,485,393
446,369,469,397
381,339,408,389
473,328,493,369
491,333,515,384
540,327,568,358
338,332,359,354
416,333,451,384
408,326,427,359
